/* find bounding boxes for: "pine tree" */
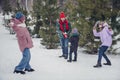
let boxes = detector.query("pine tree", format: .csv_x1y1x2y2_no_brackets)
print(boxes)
2,0,12,15
111,0,120,32
65,0,114,54
33,0,60,49
65,0,95,48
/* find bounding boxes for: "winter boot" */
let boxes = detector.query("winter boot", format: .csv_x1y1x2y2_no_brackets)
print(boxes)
93,64,102,68
24,68,35,72
103,62,111,66
64,54,68,59
67,60,72,62
59,55,65,58
72,58,77,62
13,70,25,74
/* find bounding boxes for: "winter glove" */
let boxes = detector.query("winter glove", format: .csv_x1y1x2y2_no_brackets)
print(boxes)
63,32,68,38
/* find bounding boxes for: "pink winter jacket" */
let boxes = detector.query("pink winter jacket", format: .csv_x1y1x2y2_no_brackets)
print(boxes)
10,18,33,52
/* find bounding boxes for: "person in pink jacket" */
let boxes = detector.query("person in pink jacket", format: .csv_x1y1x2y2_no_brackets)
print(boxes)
93,21,113,68
9,12,34,74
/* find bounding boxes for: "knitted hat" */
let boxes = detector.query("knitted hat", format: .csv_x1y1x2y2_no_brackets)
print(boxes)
15,12,24,19
60,12,65,18
15,12,25,22
72,28,78,33
19,16,25,22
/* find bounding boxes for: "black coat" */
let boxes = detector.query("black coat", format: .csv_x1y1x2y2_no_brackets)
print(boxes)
70,35,79,50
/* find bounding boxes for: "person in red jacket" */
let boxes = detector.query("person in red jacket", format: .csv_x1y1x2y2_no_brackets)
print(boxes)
9,12,34,74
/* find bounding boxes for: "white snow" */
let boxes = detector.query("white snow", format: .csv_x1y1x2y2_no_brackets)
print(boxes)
112,33,120,53
0,13,120,80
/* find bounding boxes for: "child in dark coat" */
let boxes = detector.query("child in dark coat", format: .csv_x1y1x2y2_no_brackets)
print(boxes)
67,28,79,62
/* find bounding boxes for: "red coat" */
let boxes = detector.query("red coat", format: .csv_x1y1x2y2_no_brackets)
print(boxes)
11,18,33,52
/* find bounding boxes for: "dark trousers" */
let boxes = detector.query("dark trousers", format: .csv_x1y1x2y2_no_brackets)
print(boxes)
97,46,111,65
69,46,78,61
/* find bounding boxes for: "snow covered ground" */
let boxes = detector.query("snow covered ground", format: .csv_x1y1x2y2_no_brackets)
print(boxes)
0,14,120,80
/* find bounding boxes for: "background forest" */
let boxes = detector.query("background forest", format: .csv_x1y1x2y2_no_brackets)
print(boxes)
0,0,120,54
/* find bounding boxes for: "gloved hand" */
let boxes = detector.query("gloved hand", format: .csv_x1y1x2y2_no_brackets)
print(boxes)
63,32,68,38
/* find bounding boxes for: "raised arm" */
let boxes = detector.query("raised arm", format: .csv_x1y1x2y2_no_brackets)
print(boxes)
103,22,113,35
93,21,100,37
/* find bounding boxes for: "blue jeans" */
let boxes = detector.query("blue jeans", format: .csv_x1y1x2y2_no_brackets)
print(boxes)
15,48,31,71
60,38,69,58
97,46,111,65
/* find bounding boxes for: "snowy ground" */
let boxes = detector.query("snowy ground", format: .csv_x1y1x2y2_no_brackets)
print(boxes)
0,14,120,80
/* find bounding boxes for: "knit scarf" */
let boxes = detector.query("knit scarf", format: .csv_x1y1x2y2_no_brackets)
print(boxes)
59,20,69,32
